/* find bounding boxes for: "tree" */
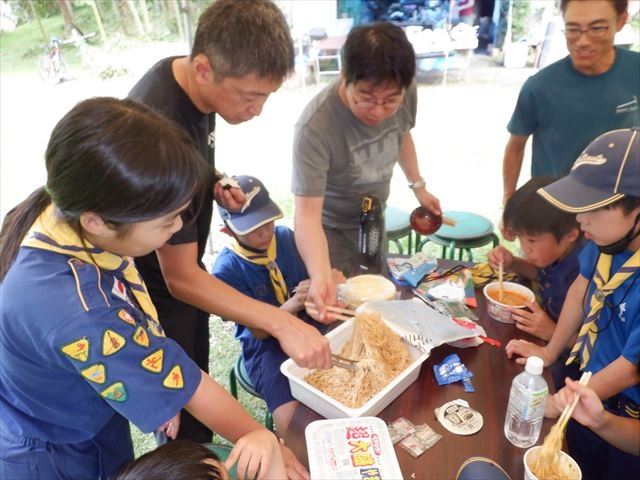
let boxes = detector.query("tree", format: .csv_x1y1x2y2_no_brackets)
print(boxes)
57,0,75,32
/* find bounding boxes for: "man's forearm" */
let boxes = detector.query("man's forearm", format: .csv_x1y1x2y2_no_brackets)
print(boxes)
295,217,331,281
502,135,527,204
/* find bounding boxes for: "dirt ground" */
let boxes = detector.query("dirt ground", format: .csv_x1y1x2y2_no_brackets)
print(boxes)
0,41,534,232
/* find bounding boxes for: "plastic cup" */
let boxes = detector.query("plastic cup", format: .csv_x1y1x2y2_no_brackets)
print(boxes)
524,445,581,480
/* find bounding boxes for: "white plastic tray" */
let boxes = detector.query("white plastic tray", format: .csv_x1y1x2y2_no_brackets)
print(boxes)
281,316,429,418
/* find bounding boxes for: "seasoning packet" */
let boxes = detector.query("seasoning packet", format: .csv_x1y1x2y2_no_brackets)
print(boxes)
399,424,442,457
387,417,417,444
433,353,473,386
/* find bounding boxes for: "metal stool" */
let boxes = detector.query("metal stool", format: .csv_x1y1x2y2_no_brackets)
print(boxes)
385,205,413,255
229,355,274,431
416,211,499,262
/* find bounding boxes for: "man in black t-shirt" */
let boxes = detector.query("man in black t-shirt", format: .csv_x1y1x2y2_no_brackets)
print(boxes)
129,1,330,476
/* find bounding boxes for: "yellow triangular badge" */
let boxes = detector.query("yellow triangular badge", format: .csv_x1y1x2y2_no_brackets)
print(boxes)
100,382,128,402
102,329,126,356
163,365,184,389
141,349,164,373
132,326,150,348
61,337,90,362
118,309,135,326
80,363,106,384
147,319,165,338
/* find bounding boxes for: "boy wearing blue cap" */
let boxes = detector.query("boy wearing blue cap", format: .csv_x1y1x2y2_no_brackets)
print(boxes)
213,176,343,434
506,128,640,478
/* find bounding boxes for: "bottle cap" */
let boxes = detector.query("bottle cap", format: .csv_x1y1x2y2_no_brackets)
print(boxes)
525,356,543,375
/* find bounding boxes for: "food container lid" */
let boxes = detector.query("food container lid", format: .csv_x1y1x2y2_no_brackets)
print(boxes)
305,416,403,479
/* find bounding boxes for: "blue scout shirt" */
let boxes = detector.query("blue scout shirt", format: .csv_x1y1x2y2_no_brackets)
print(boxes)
213,226,327,410
0,247,201,478
578,242,640,405
538,238,585,321
508,48,640,178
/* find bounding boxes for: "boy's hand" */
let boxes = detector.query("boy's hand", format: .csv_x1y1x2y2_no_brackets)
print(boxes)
505,339,553,366
280,440,310,480
214,181,246,212
563,378,606,430
225,429,280,480
544,388,568,418
510,301,556,341
488,245,515,271
156,412,180,440
286,280,310,313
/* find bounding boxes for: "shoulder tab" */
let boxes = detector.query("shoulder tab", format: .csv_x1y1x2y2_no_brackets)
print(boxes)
67,259,111,312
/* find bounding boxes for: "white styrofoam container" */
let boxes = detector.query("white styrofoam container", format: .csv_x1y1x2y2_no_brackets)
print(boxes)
305,416,403,480
280,317,429,418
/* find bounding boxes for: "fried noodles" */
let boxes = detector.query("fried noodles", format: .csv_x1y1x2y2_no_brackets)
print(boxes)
305,312,411,408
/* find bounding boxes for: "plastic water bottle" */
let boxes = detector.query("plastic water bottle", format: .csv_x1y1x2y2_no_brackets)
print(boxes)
504,356,549,448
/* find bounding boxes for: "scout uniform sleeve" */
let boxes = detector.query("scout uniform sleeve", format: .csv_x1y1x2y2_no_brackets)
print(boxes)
50,304,201,433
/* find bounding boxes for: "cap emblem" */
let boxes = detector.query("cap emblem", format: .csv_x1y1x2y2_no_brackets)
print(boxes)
572,153,606,171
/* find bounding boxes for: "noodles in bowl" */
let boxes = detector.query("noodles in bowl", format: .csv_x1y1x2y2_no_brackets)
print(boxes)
305,312,410,408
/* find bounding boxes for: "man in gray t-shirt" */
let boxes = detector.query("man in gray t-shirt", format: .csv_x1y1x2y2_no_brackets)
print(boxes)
292,22,441,319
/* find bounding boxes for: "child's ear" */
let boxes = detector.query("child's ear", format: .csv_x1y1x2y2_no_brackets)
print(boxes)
566,227,580,243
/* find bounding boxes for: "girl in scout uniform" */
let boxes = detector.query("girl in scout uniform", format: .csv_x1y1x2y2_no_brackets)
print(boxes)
0,98,284,480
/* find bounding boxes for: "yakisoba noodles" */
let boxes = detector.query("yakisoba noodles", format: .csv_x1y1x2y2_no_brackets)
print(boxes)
305,312,410,408
529,425,572,480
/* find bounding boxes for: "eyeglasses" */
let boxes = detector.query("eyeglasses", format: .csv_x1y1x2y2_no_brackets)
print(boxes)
563,24,610,40
351,90,405,111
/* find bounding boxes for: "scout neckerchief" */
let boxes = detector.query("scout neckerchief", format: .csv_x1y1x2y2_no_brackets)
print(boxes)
21,204,158,322
566,249,640,369
229,236,288,305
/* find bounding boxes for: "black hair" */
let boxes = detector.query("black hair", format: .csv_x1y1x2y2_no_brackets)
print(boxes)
0,97,209,281
560,0,628,16
505,176,580,242
603,195,640,214
342,22,415,89
191,0,294,82
115,441,225,480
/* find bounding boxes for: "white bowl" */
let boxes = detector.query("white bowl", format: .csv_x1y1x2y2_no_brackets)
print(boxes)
524,445,581,480
483,281,535,324
342,274,396,307
280,317,428,418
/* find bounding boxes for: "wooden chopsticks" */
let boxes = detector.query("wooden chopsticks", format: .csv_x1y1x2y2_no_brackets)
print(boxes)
304,302,356,322
557,371,593,432
442,216,457,227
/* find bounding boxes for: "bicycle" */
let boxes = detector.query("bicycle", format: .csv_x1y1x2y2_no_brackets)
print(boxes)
37,31,97,84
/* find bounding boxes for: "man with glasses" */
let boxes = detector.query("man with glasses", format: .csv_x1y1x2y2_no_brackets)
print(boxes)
501,0,639,218
292,22,441,317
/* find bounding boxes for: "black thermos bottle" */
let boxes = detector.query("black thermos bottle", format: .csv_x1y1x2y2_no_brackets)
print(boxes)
358,195,384,274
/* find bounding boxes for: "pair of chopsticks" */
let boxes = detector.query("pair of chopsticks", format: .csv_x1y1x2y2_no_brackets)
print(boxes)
556,371,593,431
498,258,504,302
304,302,356,322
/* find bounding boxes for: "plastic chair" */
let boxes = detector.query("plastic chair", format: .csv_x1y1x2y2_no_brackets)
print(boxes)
416,211,499,261
204,444,237,479
385,205,414,255
229,355,274,431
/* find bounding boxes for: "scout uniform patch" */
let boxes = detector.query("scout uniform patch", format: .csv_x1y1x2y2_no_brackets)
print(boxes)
141,349,164,373
132,326,150,348
100,382,128,402
146,318,165,337
112,278,129,302
80,363,106,384
61,337,90,362
163,365,184,389
102,329,126,356
118,309,136,326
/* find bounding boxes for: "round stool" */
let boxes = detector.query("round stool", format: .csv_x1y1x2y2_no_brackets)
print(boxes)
416,211,499,261
385,205,413,255
229,355,274,431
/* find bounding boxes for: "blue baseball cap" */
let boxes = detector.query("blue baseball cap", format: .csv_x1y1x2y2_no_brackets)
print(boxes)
538,128,640,213
217,175,283,235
